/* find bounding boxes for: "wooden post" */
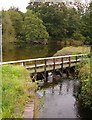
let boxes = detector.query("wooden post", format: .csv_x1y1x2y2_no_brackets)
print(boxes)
61,57,63,76
76,56,77,62
44,59,47,82
53,58,55,74
76,56,77,65
34,60,37,79
69,57,71,68
80,54,83,62
20,62,24,66
68,57,71,76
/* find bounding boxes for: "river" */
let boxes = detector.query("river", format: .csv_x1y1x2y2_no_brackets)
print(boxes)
3,41,63,62
37,78,92,118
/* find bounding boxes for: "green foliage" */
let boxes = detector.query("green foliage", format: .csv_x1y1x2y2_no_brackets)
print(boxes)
38,3,68,40
78,59,92,108
72,32,85,42
2,1,92,45
21,10,49,43
27,2,86,41
2,65,34,118
81,1,92,44
2,11,16,45
7,10,23,41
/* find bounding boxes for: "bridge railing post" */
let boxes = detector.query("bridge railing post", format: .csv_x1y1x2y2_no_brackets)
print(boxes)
69,57,71,68
76,56,77,62
61,57,63,76
75,55,78,66
53,58,55,75
20,62,24,66
81,54,84,62
34,60,37,79
68,56,71,77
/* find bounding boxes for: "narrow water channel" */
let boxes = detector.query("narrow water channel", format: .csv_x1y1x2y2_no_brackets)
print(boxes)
36,78,92,118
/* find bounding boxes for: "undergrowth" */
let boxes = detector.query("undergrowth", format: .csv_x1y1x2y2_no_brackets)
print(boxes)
2,65,36,118
78,59,92,109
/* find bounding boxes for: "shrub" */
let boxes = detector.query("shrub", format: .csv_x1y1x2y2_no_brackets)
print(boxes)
78,59,92,108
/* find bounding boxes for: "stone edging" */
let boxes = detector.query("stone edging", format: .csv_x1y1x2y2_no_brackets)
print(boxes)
23,101,34,118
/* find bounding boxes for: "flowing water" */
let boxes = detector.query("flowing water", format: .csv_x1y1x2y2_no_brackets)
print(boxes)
37,78,92,118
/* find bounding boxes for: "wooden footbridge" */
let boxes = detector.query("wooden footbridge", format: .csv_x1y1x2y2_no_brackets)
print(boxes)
1,54,88,76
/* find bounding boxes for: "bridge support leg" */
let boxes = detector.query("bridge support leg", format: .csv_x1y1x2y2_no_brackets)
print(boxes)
45,71,48,82
34,60,37,80
66,68,70,78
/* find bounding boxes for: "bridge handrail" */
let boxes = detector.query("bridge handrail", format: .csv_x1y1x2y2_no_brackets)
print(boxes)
0,54,88,65
25,59,81,69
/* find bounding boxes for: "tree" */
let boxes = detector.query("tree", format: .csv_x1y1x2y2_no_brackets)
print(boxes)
21,10,49,43
27,2,68,40
2,11,16,46
7,10,23,41
66,8,82,38
27,2,84,41
80,1,92,44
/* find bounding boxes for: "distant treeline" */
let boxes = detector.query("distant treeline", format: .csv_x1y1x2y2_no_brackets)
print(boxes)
2,1,92,45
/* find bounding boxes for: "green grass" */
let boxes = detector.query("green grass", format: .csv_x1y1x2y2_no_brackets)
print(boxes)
54,46,90,56
2,65,36,118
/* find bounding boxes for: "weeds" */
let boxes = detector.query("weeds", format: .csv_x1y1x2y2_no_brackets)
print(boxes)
2,65,35,118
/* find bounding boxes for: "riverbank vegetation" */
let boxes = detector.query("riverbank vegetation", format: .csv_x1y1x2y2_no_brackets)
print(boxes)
2,65,37,118
54,46,90,56
2,1,92,46
78,58,92,109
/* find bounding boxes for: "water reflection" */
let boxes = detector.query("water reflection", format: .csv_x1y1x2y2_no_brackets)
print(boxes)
59,83,62,95
3,41,63,62
38,78,92,118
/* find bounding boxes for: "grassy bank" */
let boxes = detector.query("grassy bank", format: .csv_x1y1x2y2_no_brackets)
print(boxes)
2,65,36,118
54,46,90,56
78,59,92,109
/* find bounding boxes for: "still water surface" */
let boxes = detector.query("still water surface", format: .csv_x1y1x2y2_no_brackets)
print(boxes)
3,42,63,62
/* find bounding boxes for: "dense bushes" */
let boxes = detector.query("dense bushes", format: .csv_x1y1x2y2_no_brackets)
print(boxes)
2,65,35,118
78,59,92,108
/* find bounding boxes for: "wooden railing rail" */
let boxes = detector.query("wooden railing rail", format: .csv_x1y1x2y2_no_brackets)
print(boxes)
0,54,88,65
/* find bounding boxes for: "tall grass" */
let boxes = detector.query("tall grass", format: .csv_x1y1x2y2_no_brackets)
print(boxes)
2,65,35,118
